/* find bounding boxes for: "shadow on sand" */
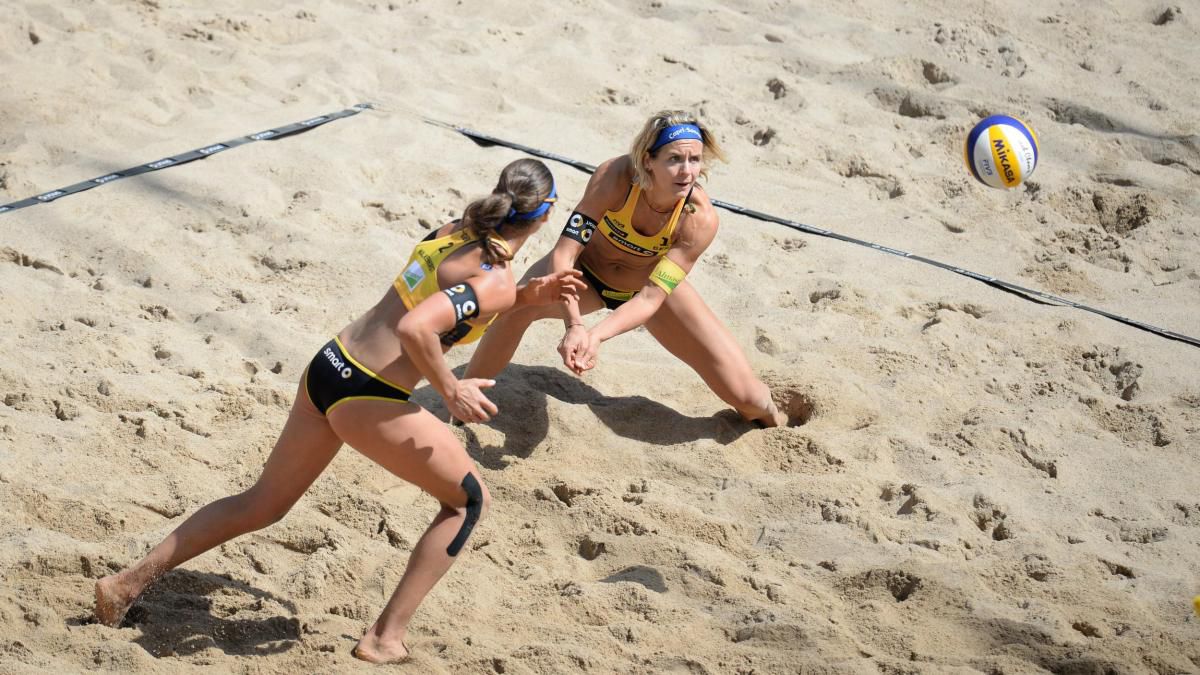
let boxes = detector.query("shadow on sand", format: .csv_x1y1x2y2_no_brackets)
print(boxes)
73,569,301,659
411,363,758,470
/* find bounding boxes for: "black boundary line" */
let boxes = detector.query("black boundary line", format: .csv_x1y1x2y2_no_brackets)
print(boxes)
0,103,374,215
423,117,1199,350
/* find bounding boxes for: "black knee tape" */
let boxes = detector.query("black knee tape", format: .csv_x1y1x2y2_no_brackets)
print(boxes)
446,473,483,557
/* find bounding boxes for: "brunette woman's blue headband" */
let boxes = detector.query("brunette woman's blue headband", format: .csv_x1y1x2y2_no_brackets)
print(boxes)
507,180,557,221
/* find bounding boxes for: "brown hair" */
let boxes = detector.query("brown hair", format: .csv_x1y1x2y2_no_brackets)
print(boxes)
460,158,555,265
629,110,727,191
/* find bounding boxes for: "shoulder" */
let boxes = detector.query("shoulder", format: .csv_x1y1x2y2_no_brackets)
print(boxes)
582,156,635,207
462,265,517,311
680,185,719,235
595,154,634,182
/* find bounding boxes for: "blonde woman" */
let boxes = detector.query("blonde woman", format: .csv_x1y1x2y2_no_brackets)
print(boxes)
465,111,788,427
94,159,583,664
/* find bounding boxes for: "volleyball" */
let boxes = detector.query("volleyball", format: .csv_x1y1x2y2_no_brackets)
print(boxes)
964,115,1039,189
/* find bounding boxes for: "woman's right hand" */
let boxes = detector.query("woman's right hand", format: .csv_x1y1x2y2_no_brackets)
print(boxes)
517,269,586,307
447,378,499,423
558,324,589,375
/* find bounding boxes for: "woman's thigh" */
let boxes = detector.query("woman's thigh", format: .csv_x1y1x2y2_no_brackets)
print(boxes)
643,281,758,391
245,374,344,510
327,400,479,506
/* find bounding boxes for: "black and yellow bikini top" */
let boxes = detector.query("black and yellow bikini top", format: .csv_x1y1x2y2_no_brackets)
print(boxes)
392,225,512,346
597,183,689,258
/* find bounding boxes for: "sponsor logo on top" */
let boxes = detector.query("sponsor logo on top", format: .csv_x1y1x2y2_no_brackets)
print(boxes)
36,190,66,201
92,174,121,184
251,130,277,140
148,158,175,169
402,261,425,291
198,144,227,155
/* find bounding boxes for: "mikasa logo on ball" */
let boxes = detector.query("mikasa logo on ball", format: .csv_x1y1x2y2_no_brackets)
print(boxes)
992,139,1016,184
965,115,1039,190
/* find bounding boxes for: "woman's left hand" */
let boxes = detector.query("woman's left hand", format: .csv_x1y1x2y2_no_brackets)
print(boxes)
518,269,586,306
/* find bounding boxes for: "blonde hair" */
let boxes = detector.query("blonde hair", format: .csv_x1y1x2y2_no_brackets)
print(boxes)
628,110,727,191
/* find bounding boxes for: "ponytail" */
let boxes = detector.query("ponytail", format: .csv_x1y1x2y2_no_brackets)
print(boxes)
460,192,515,266
459,158,555,266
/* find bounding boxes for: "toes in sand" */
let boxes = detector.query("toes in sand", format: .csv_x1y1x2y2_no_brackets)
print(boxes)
93,575,135,627
352,638,411,665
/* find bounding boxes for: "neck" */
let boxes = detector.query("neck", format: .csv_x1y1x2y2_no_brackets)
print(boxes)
642,187,676,214
501,229,535,258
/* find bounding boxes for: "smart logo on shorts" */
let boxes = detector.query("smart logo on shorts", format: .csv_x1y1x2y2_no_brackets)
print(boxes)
323,346,353,379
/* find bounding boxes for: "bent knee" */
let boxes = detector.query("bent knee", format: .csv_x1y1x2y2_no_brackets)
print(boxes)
475,477,493,516
480,480,493,516
441,473,492,519
442,472,489,557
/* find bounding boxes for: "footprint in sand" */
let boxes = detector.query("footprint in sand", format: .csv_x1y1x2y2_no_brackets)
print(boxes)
1076,346,1143,401
838,568,923,603
752,127,776,146
577,535,608,561
972,494,1014,541
831,156,904,199
1082,398,1172,447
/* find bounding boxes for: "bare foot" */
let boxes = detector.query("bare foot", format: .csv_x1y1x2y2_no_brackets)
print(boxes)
764,400,789,427
353,632,410,664
94,574,137,627
746,399,788,428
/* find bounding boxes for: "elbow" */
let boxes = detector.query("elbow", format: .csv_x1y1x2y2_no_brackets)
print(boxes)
395,316,425,347
640,287,669,313
550,248,578,272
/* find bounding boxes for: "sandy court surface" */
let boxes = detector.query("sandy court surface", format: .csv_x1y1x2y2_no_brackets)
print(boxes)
2,1,1199,672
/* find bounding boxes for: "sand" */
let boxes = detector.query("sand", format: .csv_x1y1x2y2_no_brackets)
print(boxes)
2,0,1199,672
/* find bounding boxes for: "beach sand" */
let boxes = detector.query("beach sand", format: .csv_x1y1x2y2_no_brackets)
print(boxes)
2,1,1199,672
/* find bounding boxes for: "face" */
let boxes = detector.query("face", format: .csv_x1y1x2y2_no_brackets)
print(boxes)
644,139,704,199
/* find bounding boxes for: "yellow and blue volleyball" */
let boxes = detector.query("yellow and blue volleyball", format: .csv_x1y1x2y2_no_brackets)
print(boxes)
964,115,1039,189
